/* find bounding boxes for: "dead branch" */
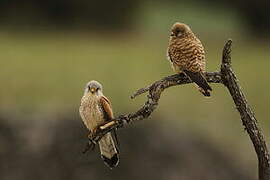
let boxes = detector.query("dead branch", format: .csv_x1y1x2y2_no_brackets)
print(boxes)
220,40,270,180
86,39,270,180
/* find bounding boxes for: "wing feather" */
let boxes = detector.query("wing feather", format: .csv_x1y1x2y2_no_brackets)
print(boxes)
100,95,119,148
100,96,114,121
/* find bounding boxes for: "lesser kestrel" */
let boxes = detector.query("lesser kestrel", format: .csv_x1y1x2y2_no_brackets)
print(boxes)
167,22,212,96
79,80,119,168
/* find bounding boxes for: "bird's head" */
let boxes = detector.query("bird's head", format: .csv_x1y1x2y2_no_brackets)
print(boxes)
170,22,192,38
84,80,103,95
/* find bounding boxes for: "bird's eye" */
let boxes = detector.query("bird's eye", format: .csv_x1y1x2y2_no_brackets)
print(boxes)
88,86,91,91
170,32,174,36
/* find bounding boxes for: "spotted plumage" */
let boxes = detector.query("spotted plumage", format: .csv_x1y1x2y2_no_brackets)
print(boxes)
167,22,212,96
79,80,119,168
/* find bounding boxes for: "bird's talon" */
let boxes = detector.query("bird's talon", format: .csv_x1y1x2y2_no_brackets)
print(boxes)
87,132,94,139
82,141,96,154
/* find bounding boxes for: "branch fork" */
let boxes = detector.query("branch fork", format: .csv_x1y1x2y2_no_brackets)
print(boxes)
84,39,270,180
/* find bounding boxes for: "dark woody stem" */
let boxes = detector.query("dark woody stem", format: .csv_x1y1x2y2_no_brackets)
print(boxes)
85,39,270,180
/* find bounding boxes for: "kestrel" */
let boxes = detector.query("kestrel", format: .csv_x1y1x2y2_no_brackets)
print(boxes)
167,22,212,96
79,80,119,168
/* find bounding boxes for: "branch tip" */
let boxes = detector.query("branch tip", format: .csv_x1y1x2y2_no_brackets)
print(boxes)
222,39,233,65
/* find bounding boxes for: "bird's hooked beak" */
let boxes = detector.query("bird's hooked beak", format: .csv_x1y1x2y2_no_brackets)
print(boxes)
176,31,182,37
89,87,96,94
171,31,182,37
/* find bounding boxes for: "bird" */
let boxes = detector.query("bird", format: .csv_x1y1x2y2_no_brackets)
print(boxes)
167,22,212,96
79,80,119,168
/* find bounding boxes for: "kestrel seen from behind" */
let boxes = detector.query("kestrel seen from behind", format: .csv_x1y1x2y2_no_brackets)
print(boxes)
79,80,119,168
167,22,212,96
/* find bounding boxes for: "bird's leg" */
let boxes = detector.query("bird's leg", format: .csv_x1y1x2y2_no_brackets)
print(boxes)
83,131,98,154
83,120,116,153
88,129,98,143
82,140,96,154
92,121,117,138
87,120,118,145
87,131,94,140
98,120,116,130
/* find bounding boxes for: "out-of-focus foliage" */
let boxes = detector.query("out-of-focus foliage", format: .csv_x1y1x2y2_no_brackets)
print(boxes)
234,0,270,36
0,0,140,30
0,0,269,37
150,0,270,37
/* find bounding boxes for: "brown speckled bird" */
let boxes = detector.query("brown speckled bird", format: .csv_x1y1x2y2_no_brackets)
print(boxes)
167,22,212,96
79,80,119,168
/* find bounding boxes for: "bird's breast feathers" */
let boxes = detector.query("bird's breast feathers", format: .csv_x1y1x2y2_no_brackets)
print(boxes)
168,36,205,72
80,94,105,131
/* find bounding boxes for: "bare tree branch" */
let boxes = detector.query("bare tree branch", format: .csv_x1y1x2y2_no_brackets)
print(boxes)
220,40,270,180
89,71,222,143
86,39,270,180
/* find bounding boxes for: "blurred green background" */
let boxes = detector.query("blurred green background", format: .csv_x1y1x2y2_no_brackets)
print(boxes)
0,0,269,179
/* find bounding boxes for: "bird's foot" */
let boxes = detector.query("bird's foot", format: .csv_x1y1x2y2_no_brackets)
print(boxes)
87,120,118,146
87,130,98,143
82,140,96,154
83,131,98,154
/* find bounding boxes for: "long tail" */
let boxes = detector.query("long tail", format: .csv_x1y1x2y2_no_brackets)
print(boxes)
183,70,212,97
99,132,119,168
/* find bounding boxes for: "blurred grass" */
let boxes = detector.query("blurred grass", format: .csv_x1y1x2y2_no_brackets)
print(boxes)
0,31,269,117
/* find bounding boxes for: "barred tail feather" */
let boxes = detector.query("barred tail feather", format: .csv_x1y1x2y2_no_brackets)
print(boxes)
99,133,119,168
183,70,212,97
